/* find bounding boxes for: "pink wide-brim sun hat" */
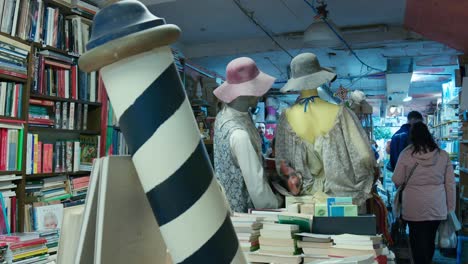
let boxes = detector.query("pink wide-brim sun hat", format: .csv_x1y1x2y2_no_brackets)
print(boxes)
214,57,276,103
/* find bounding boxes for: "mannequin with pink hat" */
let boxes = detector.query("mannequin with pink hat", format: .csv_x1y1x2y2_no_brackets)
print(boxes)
213,57,282,213
274,53,376,209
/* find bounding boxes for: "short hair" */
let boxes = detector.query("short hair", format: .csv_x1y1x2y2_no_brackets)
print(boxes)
407,111,423,121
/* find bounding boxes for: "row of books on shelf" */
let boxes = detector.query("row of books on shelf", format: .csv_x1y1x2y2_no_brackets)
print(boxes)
0,34,29,80
29,100,89,130
32,50,99,102
105,101,129,155
0,82,23,118
25,134,99,175
0,126,22,171
106,128,128,156
0,175,20,237
25,174,89,207
0,0,97,54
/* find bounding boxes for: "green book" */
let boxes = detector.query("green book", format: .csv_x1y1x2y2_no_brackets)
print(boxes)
5,83,12,116
44,193,72,203
277,213,313,233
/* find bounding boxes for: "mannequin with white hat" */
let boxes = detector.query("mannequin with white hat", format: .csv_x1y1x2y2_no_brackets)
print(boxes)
213,57,282,213
275,53,376,208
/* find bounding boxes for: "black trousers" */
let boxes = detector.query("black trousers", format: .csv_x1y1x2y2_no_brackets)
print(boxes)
407,220,441,264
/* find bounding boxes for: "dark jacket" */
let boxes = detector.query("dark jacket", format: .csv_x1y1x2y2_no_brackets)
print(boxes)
388,124,411,172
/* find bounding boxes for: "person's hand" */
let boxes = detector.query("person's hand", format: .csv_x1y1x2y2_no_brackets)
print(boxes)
280,160,295,176
287,173,302,196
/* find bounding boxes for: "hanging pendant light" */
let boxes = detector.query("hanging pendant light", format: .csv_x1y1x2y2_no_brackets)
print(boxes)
303,19,342,47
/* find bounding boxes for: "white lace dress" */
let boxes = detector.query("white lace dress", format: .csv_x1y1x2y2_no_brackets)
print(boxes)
274,106,376,206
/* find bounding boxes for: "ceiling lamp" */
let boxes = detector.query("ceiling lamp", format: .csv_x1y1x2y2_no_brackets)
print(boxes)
303,20,342,47
403,96,413,102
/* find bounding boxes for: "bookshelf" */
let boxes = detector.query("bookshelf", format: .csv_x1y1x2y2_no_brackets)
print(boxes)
0,0,101,234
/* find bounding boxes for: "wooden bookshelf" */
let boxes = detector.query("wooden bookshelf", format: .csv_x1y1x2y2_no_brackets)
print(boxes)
26,171,90,178
30,94,101,106
0,116,26,123
0,0,101,233
27,127,101,135
0,171,22,176
0,73,28,83
32,42,81,58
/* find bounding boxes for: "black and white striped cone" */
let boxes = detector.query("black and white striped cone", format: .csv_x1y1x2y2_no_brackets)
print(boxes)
79,1,246,263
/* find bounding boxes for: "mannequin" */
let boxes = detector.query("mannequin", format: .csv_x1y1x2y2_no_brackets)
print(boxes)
275,53,376,208
213,57,281,213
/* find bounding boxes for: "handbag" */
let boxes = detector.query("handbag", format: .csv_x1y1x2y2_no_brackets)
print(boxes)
437,155,461,248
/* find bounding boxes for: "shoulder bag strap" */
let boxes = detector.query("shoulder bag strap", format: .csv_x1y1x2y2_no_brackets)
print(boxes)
401,162,419,191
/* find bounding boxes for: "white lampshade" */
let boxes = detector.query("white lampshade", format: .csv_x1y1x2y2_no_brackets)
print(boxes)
303,20,342,47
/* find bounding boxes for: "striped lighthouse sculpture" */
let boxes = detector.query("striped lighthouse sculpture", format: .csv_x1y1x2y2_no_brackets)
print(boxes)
79,1,246,263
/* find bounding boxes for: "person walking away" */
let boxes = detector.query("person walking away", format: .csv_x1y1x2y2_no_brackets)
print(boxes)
392,122,455,264
387,111,423,172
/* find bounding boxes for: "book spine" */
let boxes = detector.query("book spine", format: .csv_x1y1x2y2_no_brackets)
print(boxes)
73,141,80,172
25,133,32,174
33,134,38,174
68,102,75,130
66,141,72,172
61,102,67,129
61,140,65,173
54,101,61,129
83,104,87,130
54,141,60,172
37,141,42,174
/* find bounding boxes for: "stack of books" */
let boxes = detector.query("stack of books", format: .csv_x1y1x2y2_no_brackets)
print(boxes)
0,36,29,80
69,175,89,200
38,229,60,255
296,233,333,262
298,233,388,261
230,213,263,253
257,223,300,256
330,234,385,258
39,176,70,203
0,175,21,233
28,103,54,127
306,255,376,264
0,233,51,263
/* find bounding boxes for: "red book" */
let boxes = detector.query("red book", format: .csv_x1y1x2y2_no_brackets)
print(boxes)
0,69,27,79
10,197,16,233
0,129,7,170
44,144,53,173
37,142,42,174
0,233,39,242
29,99,54,107
0,129,2,170
13,84,20,118
71,65,77,99
9,238,47,250
73,181,89,190
72,176,90,185
57,69,62,98
44,59,71,69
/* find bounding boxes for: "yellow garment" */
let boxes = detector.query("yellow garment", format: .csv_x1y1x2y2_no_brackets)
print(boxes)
286,95,339,144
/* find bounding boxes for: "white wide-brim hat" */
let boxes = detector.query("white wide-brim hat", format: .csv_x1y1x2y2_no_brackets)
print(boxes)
281,53,337,93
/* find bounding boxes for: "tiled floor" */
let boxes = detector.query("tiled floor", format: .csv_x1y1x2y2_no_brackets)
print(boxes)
396,249,456,264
